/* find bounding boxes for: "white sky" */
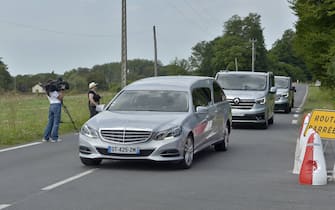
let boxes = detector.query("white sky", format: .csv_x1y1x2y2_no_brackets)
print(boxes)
0,0,297,76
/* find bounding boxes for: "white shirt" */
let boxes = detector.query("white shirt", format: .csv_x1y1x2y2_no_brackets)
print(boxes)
47,91,61,104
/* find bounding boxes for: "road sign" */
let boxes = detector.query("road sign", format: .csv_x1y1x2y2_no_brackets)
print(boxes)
305,109,335,140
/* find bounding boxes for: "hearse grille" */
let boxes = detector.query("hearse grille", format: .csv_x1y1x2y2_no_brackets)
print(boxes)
100,129,152,144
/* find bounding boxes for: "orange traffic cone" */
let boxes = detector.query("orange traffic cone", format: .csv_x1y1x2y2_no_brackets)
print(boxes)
299,131,327,185
293,113,311,174
297,128,315,174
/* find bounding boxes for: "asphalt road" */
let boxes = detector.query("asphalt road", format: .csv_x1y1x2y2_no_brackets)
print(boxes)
1,83,335,210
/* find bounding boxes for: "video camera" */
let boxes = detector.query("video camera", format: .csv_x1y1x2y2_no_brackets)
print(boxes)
44,78,70,93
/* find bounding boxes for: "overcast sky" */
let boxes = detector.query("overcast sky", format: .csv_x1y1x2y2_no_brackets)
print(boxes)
0,0,297,76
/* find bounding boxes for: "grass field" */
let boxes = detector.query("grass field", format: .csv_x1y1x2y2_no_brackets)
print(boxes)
0,91,116,147
303,86,335,113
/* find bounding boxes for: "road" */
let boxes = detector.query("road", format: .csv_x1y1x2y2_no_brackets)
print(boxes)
1,83,335,210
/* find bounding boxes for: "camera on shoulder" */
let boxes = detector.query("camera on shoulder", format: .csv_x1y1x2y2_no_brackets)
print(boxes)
44,78,70,93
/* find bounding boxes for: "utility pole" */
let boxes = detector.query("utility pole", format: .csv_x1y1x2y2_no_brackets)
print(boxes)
121,0,127,88
250,38,257,72
153,25,158,76
235,57,238,71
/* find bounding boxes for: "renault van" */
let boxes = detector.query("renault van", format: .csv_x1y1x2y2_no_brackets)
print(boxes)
215,71,276,129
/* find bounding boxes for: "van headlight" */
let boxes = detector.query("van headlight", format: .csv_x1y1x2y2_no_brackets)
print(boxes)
281,92,289,98
80,124,99,138
153,126,182,141
255,97,266,105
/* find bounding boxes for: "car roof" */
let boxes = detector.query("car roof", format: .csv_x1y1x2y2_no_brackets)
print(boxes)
216,71,270,76
123,76,213,91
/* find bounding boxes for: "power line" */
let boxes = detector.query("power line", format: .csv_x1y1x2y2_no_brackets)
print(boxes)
183,0,222,29
194,1,224,27
165,1,208,34
0,18,115,38
182,0,211,27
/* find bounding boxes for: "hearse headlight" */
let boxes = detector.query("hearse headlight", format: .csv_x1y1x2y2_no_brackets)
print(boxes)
80,124,99,138
255,97,266,105
153,126,182,141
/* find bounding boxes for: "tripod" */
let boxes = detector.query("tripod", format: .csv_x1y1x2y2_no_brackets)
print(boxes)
62,102,79,132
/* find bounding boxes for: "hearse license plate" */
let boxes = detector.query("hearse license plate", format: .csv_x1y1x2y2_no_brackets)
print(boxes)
107,146,140,154
234,113,245,117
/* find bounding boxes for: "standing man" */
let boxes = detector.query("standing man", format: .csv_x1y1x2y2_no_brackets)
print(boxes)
42,81,64,143
88,82,101,118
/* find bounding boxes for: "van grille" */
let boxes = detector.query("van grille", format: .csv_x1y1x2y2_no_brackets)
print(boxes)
229,99,255,109
100,129,152,144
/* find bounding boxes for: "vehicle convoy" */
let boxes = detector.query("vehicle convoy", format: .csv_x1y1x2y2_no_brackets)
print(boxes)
274,76,295,113
79,76,232,169
215,71,276,129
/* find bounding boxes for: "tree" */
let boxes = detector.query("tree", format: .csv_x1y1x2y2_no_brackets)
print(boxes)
267,29,309,81
290,0,335,85
189,13,268,76
159,64,189,76
170,57,191,72
0,58,13,91
223,13,267,71
189,41,213,74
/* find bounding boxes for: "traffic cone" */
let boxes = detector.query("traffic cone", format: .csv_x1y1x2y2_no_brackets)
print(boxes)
299,131,327,185
292,113,311,174
296,128,315,174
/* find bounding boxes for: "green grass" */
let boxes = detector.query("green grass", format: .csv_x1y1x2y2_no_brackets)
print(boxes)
303,85,335,114
0,91,116,148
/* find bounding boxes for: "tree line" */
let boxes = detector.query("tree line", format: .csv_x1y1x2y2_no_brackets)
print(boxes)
290,0,335,88
2,4,333,93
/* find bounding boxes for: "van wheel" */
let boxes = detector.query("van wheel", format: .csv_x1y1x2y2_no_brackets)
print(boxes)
178,136,194,169
284,104,291,113
80,157,102,166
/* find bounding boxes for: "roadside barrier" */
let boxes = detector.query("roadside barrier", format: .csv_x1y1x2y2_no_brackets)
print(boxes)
299,131,327,185
292,113,311,174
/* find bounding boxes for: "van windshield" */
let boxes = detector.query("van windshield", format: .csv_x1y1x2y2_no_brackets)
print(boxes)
275,77,290,89
216,74,267,91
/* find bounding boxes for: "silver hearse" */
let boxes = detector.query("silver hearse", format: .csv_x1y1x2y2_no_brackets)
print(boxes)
215,71,276,129
79,76,232,169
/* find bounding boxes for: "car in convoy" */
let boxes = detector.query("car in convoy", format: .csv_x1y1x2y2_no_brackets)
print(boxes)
215,71,276,129
274,76,295,113
79,76,232,169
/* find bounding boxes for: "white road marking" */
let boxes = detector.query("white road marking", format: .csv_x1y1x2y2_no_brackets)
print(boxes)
0,142,42,153
293,114,299,118
292,120,298,124
0,204,11,210
41,169,96,191
298,85,309,109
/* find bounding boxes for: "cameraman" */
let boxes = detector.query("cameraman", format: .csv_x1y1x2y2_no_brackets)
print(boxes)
42,80,64,143
88,82,101,118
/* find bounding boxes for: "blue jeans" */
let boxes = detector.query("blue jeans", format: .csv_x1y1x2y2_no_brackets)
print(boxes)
43,103,62,140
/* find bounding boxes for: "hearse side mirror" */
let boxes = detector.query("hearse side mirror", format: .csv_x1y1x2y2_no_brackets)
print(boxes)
196,106,209,113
